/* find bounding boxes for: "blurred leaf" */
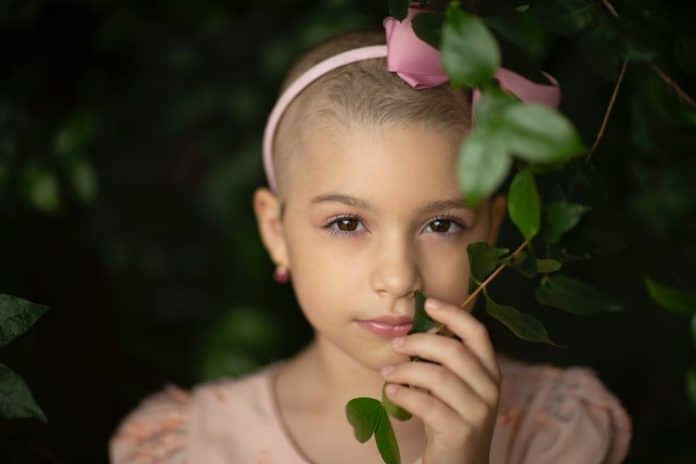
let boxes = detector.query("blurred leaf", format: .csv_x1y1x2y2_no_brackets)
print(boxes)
688,365,696,411
197,305,278,380
457,124,512,206
374,406,400,464
467,242,509,291
692,314,696,349
55,112,95,159
346,397,382,442
508,168,541,240
484,13,551,61
0,363,47,422
0,294,49,348
410,290,436,333
544,200,590,244
389,0,410,20
412,10,443,49
506,251,561,278
501,103,586,163
382,382,411,420
442,3,500,88
536,258,562,273
485,295,561,346
474,87,519,124
536,275,622,315
68,158,98,205
527,0,600,36
20,163,61,213
644,276,696,315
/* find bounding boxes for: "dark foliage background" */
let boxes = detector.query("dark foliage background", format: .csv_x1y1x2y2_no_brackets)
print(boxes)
1,0,694,462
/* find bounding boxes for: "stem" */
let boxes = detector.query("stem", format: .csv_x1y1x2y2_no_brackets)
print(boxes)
426,239,530,336
650,62,696,109
586,58,628,162
598,0,696,109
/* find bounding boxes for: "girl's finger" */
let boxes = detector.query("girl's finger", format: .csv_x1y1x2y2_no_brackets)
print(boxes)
384,381,469,433
424,297,501,383
382,361,490,422
392,333,499,407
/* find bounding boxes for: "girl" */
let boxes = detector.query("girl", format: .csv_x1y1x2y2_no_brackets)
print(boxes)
109,5,632,463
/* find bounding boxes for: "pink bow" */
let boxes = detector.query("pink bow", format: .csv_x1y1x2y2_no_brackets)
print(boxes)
382,6,561,109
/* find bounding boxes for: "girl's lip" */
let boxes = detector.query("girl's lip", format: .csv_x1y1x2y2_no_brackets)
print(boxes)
357,320,413,337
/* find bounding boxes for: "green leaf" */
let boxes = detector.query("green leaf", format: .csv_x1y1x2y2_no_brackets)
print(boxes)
457,125,512,206
68,158,98,205
501,103,586,163
508,168,541,240
410,290,436,333
0,294,50,348
687,365,696,411
506,252,561,278
441,3,500,88
692,314,696,349
644,276,696,315
535,258,562,273
375,407,401,464
536,275,622,315
0,363,47,422
544,201,590,244
412,10,443,50
467,242,509,292
382,382,412,420
20,163,61,213
485,295,562,346
473,87,519,125
388,0,410,21
346,397,382,443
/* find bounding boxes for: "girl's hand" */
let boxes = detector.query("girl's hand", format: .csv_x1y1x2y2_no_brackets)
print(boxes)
380,297,501,464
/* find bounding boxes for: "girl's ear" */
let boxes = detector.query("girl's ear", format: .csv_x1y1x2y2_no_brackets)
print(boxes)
486,194,507,246
253,187,289,268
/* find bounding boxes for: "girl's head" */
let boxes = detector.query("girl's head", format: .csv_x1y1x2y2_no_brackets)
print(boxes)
253,23,506,369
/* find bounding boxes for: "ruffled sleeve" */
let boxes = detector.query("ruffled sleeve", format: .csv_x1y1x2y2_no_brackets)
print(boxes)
499,364,632,464
109,384,191,464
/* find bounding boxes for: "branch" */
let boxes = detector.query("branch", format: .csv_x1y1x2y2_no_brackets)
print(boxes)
426,240,530,335
586,58,629,162
598,0,696,109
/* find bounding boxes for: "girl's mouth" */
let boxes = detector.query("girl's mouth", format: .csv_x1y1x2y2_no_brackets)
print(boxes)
357,320,413,337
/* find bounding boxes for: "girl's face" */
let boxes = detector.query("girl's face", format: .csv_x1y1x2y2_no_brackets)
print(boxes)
254,122,505,370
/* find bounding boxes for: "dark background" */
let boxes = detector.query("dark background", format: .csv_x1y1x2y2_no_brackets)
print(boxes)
1,0,695,462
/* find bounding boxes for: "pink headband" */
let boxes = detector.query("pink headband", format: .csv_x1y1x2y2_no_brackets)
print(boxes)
262,5,561,193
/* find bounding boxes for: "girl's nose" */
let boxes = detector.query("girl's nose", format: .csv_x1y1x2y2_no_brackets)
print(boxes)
369,232,423,300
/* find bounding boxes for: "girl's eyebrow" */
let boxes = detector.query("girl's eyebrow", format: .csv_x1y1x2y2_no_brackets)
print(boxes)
310,193,473,215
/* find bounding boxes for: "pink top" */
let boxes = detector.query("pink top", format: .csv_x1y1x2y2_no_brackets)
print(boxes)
109,355,632,463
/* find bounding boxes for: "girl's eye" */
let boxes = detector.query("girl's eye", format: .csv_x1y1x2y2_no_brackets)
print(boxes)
425,216,466,234
324,215,366,237
323,214,468,237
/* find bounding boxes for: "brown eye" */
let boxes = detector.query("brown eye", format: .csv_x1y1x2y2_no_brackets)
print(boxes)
337,218,359,232
425,216,466,235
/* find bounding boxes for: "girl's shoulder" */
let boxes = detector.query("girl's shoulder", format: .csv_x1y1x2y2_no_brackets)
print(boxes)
109,362,280,464
493,354,632,464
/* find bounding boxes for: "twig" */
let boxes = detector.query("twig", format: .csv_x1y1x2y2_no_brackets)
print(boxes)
598,0,696,110
650,62,696,108
426,240,530,335
586,58,628,162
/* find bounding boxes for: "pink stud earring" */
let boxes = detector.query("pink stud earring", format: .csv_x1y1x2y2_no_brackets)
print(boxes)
273,265,290,284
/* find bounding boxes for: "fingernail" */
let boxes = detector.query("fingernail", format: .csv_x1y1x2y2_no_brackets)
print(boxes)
380,365,395,376
392,336,405,347
425,298,442,311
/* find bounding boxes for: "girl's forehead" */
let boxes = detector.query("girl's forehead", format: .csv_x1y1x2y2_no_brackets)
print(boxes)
292,123,472,211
